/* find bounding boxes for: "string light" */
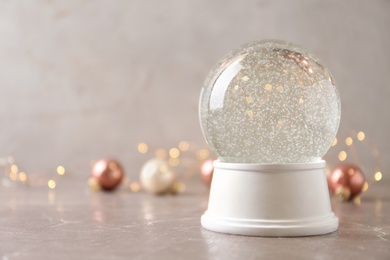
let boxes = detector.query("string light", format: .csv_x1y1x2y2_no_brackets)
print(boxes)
57,166,65,175
178,141,189,151
138,143,148,154
374,171,382,181
169,148,180,159
328,130,383,195
345,137,353,146
48,180,56,189
362,182,369,192
338,151,347,161
19,172,27,182
357,131,365,141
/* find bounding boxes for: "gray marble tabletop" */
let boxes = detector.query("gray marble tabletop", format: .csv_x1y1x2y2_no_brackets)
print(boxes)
1,176,389,260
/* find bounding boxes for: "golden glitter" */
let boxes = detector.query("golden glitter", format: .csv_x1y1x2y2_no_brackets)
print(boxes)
276,85,284,92
282,69,288,73
277,120,284,129
234,85,239,90
246,96,252,103
10,164,18,174
374,171,382,181
155,149,167,159
19,172,27,182
169,148,180,159
246,110,254,117
130,182,140,192
137,143,148,154
265,83,272,90
362,182,369,192
48,180,56,189
241,76,249,81
338,151,347,161
299,97,304,104
331,138,338,146
196,149,209,160
357,131,365,141
308,68,313,74
178,141,189,151
345,137,353,146
57,166,65,175
169,157,180,167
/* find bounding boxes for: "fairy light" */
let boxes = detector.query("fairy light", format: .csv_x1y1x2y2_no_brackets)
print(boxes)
57,166,65,175
197,149,210,160
169,158,180,167
374,171,382,181
48,180,56,189
357,131,365,141
169,148,180,159
338,151,347,161
138,143,148,154
362,182,369,192
88,177,100,191
130,182,140,192
155,149,167,159
19,172,27,182
10,164,18,174
345,137,353,146
178,141,189,152
331,138,337,146
9,171,18,181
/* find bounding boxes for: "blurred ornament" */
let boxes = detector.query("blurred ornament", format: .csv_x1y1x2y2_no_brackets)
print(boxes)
140,158,176,194
328,163,365,201
200,159,214,187
91,159,124,191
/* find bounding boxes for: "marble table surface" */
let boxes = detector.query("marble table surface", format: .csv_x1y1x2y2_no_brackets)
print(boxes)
1,176,389,259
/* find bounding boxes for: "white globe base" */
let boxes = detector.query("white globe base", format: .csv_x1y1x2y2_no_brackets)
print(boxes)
201,160,338,237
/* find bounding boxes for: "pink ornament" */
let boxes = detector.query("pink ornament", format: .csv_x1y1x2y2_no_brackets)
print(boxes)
328,163,365,201
91,159,124,191
201,159,214,187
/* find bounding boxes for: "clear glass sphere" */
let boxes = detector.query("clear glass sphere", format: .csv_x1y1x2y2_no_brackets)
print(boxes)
199,40,341,164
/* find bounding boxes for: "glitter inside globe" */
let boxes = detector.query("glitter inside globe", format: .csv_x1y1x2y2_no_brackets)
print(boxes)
199,40,341,163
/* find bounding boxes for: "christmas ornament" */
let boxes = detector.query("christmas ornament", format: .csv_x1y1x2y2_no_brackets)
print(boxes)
200,159,214,187
199,39,340,236
326,130,383,196
328,163,365,201
140,158,176,194
90,159,124,191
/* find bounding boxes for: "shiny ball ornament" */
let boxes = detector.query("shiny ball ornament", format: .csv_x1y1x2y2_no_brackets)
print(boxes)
200,159,214,187
140,158,176,194
328,163,366,201
91,159,124,191
199,40,341,163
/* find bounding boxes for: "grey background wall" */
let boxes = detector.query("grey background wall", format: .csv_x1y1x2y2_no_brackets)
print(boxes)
0,0,389,180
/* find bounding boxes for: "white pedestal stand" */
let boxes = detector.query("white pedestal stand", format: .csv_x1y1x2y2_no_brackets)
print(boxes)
201,160,338,237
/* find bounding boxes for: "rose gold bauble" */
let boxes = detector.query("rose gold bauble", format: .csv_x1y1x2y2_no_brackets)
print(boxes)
201,159,214,187
91,159,124,191
328,163,365,201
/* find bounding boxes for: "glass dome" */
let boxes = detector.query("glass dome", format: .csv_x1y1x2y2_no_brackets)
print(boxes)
199,40,341,163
